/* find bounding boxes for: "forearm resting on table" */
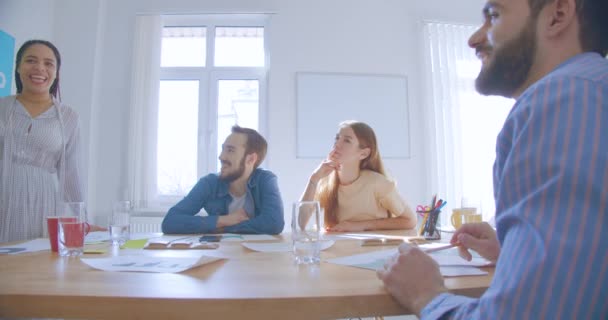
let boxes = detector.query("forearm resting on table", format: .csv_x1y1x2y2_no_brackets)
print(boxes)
368,216,414,230
216,211,248,228
330,216,412,232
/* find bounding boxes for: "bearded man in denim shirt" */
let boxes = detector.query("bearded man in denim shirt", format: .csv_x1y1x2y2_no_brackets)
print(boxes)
162,125,284,234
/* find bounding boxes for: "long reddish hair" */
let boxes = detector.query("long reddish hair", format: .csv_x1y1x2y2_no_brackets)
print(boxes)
318,121,386,227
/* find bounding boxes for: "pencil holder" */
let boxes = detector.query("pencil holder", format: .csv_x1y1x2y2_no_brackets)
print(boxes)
420,210,441,240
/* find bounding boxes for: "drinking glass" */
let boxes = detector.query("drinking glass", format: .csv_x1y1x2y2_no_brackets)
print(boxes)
110,200,131,246
47,216,74,253
292,201,322,265
58,202,90,257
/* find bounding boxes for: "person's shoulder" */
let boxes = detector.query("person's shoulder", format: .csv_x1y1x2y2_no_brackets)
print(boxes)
55,100,79,122
552,52,608,83
361,170,395,190
361,169,389,181
252,168,278,180
522,53,607,102
248,168,278,189
0,95,16,117
0,95,16,105
189,173,224,196
200,172,220,184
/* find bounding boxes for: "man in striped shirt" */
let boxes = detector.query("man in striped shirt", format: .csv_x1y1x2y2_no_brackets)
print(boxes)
378,0,607,318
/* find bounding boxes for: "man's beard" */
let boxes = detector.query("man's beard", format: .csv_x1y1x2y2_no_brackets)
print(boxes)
219,156,246,183
475,19,537,98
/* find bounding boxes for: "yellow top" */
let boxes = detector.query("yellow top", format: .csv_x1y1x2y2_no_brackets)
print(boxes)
318,170,410,223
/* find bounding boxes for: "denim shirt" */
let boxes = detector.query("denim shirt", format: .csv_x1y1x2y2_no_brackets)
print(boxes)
161,168,284,234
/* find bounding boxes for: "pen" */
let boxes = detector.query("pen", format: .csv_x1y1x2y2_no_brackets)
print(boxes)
437,201,447,211
435,199,443,209
423,243,457,253
418,212,429,236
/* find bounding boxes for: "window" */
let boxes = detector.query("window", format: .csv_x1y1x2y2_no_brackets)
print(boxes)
157,80,199,195
161,27,206,67
424,22,513,224
214,27,265,67
128,14,268,210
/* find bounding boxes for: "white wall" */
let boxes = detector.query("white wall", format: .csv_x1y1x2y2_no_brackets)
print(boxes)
0,0,56,46
2,0,485,229
0,0,56,93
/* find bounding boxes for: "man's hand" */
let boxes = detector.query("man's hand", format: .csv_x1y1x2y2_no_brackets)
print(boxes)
450,222,500,263
217,208,250,228
377,244,447,316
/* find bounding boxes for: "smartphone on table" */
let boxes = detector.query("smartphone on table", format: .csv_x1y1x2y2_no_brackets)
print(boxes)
199,235,222,243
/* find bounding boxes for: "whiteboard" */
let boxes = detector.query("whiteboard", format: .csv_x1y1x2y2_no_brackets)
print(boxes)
296,72,410,158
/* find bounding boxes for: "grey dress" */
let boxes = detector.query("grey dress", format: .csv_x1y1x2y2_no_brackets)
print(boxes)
0,95,84,242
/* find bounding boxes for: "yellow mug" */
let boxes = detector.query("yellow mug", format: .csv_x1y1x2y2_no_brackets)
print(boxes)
451,207,478,229
463,213,482,224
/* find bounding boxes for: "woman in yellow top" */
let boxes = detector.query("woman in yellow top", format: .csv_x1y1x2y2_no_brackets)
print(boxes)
300,120,416,232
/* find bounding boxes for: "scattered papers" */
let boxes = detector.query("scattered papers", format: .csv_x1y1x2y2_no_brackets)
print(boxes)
0,239,50,254
80,255,221,273
325,248,490,277
440,266,488,277
431,254,492,267
242,240,335,253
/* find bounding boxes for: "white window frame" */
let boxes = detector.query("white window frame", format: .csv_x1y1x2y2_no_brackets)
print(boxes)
128,14,269,213
422,21,513,225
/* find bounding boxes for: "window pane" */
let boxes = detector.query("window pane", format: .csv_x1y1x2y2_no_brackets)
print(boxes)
214,27,264,67
216,80,259,170
161,27,206,67
158,80,199,196
457,60,512,219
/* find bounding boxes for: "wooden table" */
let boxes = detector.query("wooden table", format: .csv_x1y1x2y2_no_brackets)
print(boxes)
0,232,493,319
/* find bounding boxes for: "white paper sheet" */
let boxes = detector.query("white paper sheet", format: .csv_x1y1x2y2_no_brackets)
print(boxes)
242,240,335,252
0,239,50,254
431,254,492,267
80,255,221,273
440,266,488,277
325,248,490,277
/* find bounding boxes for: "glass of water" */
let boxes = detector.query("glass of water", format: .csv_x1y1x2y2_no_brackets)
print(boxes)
292,201,322,265
110,200,131,246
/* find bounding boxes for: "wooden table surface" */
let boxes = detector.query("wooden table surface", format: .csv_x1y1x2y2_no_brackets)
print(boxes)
0,231,494,319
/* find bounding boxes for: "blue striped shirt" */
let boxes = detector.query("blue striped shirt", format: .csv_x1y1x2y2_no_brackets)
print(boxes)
422,53,608,319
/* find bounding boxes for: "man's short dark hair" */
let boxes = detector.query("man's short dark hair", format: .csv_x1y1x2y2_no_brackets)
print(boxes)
231,125,267,169
529,0,608,56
